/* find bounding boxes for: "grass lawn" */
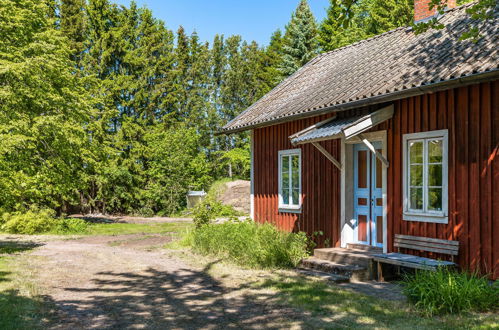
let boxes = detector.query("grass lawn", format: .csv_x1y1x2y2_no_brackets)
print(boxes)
0,250,53,329
169,248,499,330
83,221,192,236
254,275,498,329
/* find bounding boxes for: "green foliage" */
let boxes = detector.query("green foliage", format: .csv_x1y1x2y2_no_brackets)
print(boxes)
0,207,88,234
280,0,320,77
402,268,499,316
52,218,89,234
1,208,57,235
0,0,91,212
319,0,413,52
192,195,241,228
413,0,490,41
189,220,310,268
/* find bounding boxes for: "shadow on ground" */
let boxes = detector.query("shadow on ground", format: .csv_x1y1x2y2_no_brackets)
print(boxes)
0,241,44,254
54,262,312,329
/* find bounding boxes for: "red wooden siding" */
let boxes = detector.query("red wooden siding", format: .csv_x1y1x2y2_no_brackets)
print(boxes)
252,80,498,278
253,113,341,247
387,81,498,279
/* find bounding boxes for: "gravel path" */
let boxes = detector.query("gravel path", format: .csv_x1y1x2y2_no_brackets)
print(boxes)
17,235,305,329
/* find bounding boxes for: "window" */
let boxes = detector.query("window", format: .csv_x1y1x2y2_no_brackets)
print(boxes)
278,149,301,212
403,130,448,223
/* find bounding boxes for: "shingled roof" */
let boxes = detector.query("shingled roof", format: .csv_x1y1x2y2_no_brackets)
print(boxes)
222,3,498,134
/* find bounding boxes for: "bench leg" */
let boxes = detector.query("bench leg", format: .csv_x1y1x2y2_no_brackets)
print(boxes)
377,261,384,282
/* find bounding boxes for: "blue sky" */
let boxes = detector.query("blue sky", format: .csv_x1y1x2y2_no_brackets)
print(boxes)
112,0,330,46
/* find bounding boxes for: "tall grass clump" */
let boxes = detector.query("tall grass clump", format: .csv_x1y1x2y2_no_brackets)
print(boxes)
403,267,499,316
191,220,310,268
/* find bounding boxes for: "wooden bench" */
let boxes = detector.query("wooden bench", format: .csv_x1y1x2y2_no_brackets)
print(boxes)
372,234,459,281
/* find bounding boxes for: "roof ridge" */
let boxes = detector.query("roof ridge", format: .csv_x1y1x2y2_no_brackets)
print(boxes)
321,27,407,57
320,2,476,57
221,1,497,133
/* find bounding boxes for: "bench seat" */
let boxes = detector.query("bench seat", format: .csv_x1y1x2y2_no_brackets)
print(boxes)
372,253,455,271
374,234,459,281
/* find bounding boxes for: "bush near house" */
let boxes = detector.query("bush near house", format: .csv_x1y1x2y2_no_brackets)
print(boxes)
187,220,310,268
402,267,499,316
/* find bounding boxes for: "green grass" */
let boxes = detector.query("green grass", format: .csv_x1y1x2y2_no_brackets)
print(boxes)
403,268,499,316
0,257,52,329
255,275,499,329
83,222,192,236
185,221,310,268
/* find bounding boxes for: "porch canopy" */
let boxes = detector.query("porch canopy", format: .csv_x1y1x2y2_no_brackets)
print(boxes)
290,105,394,170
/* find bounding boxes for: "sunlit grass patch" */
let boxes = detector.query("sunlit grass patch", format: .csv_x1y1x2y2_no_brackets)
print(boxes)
253,275,499,329
0,257,53,329
85,222,192,236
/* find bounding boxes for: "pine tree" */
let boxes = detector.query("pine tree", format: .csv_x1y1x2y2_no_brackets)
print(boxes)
364,0,412,35
259,29,284,93
280,0,319,77
319,0,413,52
60,0,87,64
319,0,368,51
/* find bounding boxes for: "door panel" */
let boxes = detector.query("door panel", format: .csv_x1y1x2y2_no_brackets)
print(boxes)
353,145,370,244
371,147,384,248
353,142,384,247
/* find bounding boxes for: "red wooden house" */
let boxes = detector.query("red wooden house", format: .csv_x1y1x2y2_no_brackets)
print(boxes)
221,1,498,279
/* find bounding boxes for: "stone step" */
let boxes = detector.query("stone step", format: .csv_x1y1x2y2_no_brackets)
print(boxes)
314,248,376,268
346,243,383,253
299,257,370,282
294,268,350,283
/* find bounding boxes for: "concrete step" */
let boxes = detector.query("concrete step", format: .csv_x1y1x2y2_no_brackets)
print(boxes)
346,243,383,253
314,248,376,268
299,257,370,282
294,268,350,283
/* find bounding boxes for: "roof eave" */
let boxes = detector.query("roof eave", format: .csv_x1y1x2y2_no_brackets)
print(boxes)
218,69,499,135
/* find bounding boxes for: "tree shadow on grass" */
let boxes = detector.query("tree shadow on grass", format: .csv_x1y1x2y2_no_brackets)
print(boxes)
0,241,43,255
48,259,427,329
53,262,319,329
0,289,56,329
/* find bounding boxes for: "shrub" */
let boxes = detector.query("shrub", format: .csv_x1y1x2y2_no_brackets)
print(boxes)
1,208,58,234
192,196,241,228
0,207,88,235
402,267,499,316
52,218,89,234
190,220,310,268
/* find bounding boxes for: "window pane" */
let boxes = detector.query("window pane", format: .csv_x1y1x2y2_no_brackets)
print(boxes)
282,170,289,191
292,189,299,206
282,188,290,205
291,155,300,189
428,139,443,163
410,187,423,210
410,164,423,186
428,188,442,211
282,156,289,175
409,141,423,164
428,164,442,186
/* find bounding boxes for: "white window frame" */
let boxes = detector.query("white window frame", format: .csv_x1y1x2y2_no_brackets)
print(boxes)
278,149,302,213
402,129,448,223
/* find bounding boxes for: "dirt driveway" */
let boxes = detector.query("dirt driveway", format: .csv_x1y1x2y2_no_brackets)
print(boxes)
6,234,306,329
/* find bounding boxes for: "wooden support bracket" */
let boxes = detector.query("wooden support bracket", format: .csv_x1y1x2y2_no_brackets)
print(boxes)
358,133,389,167
311,142,342,170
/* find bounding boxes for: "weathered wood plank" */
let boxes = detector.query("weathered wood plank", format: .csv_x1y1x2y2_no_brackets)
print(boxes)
394,237,459,250
395,242,459,256
395,234,459,246
394,239,459,253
